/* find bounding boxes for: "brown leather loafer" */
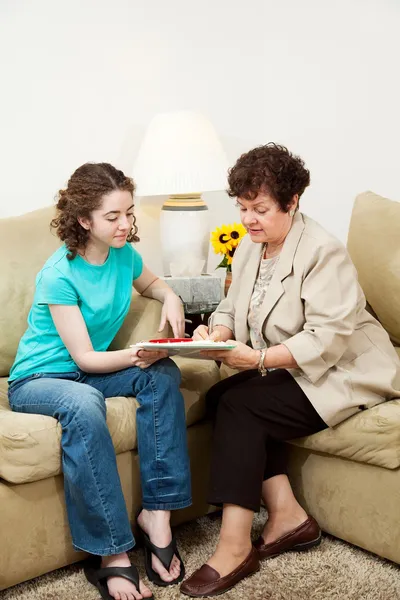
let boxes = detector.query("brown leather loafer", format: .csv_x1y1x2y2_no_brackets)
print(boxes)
180,546,260,597
254,515,322,559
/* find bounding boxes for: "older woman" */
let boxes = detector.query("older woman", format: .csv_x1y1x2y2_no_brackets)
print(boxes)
180,143,400,597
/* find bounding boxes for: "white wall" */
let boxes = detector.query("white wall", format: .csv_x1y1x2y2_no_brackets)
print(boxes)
1,0,399,274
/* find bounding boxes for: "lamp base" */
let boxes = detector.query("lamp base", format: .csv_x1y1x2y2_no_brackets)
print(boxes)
160,194,209,276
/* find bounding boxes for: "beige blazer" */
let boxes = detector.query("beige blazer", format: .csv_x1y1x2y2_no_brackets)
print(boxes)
210,211,400,426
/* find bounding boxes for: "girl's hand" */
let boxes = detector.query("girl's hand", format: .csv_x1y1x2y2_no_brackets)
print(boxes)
130,346,168,369
201,340,260,371
158,291,185,338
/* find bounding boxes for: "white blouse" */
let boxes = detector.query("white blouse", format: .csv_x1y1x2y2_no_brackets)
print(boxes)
248,254,279,350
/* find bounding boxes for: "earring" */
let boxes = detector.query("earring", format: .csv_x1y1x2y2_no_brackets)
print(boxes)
289,209,295,217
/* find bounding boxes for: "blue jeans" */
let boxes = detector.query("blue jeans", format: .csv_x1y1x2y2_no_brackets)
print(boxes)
8,359,192,555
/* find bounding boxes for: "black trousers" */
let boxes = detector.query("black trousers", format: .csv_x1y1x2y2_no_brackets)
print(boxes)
206,368,328,512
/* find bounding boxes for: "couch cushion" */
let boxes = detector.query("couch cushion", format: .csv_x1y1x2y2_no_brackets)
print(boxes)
219,364,400,470
0,207,61,376
290,399,400,469
347,192,400,346
0,357,220,484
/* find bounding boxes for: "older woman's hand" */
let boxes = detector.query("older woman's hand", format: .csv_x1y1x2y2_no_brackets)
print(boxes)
192,325,222,341
201,340,260,371
193,325,234,342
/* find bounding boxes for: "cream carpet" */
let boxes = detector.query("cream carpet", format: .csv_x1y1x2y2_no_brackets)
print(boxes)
2,510,400,600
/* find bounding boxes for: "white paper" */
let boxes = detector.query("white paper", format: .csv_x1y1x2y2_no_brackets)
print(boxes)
131,340,235,359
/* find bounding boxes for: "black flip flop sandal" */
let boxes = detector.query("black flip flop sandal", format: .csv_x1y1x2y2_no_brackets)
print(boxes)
136,511,185,587
84,555,154,600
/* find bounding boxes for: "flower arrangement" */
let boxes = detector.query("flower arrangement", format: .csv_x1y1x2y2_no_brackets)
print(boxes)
210,222,247,272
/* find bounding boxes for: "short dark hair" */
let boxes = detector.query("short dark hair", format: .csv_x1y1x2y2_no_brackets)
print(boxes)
227,143,310,212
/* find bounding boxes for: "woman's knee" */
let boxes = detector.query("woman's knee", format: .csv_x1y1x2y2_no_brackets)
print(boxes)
206,372,255,409
217,388,251,414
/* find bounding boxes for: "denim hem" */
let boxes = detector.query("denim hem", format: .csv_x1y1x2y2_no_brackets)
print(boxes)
72,537,135,556
142,498,192,511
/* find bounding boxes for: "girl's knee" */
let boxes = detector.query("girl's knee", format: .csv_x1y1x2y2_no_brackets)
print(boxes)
68,386,106,419
150,358,182,386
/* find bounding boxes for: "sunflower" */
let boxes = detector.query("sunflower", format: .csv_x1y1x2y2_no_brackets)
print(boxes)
211,222,247,272
228,223,247,243
210,225,234,255
210,222,247,255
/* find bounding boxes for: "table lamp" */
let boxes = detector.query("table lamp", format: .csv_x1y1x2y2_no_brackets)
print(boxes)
133,110,229,275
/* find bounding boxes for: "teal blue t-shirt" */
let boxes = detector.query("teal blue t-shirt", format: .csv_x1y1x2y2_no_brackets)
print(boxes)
9,243,143,382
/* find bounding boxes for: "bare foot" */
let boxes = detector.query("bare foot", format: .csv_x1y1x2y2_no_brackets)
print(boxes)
206,540,252,578
101,552,153,600
261,508,308,545
137,510,181,583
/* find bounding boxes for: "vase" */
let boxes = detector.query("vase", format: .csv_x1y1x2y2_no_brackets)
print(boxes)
224,271,232,297
160,194,209,276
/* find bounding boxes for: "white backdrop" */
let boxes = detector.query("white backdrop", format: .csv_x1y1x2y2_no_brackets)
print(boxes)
1,0,399,274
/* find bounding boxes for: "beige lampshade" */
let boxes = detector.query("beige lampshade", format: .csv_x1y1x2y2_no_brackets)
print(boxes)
133,110,229,196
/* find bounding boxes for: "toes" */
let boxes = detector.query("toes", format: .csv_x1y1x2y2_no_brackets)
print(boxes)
139,581,153,598
153,556,173,581
169,555,181,577
173,566,180,578
161,567,173,581
139,581,152,598
114,592,121,600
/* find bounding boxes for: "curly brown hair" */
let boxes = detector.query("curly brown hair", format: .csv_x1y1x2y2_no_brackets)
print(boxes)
51,162,139,260
227,143,310,212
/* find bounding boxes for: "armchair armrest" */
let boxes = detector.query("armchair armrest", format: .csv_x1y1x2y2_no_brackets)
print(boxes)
109,292,171,350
